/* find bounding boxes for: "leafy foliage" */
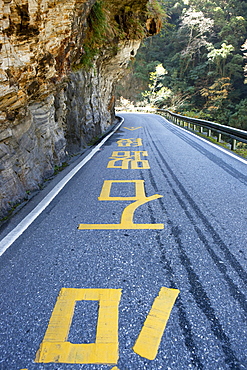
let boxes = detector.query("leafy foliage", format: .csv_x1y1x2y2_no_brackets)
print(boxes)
117,0,247,129
76,0,165,70
75,0,109,69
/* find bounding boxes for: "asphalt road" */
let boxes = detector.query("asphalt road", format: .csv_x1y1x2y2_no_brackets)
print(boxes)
0,112,247,370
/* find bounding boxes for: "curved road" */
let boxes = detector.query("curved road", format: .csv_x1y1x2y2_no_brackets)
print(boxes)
0,113,247,369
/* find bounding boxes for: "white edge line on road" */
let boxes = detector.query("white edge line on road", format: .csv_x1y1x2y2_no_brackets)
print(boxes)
158,114,247,164
0,118,124,256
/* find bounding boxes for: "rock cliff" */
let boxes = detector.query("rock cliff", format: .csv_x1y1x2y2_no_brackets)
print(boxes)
0,0,161,219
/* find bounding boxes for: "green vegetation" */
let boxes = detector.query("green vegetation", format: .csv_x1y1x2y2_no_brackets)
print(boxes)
0,201,21,223
117,0,247,130
76,0,109,69
86,136,99,146
74,0,164,70
54,162,68,175
235,143,247,158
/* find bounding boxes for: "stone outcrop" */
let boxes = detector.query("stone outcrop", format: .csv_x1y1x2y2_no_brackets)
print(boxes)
0,0,161,218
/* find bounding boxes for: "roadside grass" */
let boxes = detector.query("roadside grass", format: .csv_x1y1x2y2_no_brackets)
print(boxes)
234,147,247,159
196,131,230,149
0,202,22,223
195,131,247,159
54,161,69,175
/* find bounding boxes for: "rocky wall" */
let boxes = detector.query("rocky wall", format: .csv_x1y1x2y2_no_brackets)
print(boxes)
0,0,161,219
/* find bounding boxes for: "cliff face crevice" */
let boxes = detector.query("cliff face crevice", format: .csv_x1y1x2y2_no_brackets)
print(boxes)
0,0,161,218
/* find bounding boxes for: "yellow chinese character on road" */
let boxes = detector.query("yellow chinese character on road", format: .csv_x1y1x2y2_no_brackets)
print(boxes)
133,287,179,360
117,138,142,147
35,288,122,364
35,286,179,365
78,180,163,230
107,151,150,169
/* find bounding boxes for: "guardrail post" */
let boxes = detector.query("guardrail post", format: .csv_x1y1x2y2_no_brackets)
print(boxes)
159,109,247,150
231,139,237,150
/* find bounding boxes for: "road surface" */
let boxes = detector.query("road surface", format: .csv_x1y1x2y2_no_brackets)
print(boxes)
0,112,247,369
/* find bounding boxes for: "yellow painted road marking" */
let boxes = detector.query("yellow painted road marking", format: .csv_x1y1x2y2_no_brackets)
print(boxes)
133,287,179,360
98,180,146,200
35,288,122,364
110,367,120,370
78,180,164,230
107,151,150,170
117,138,142,147
123,127,142,131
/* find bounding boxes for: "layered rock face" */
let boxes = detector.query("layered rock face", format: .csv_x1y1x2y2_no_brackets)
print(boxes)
0,0,161,218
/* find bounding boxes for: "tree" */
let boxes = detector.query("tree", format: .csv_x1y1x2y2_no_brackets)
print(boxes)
142,64,172,106
229,98,247,130
116,0,247,126
242,39,247,83
207,42,235,77
201,77,232,111
180,8,214,58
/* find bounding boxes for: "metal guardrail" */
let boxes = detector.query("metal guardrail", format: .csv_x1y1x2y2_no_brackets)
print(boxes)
157,109,247,150
116,107,247,150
